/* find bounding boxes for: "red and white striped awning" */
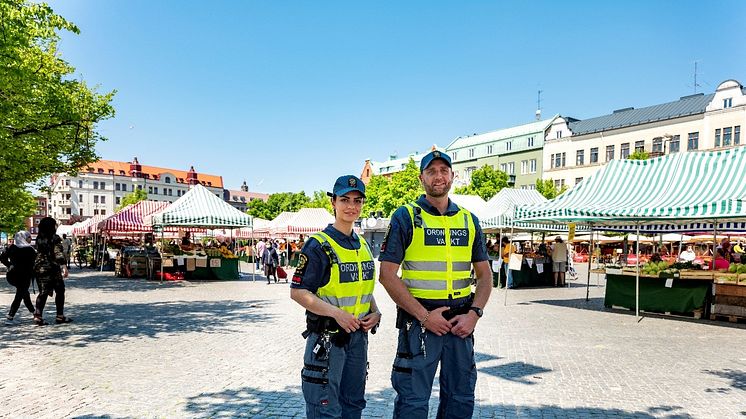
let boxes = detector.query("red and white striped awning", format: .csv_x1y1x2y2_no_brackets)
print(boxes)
72,215,108,236
97,201,170,234
279,208,334,235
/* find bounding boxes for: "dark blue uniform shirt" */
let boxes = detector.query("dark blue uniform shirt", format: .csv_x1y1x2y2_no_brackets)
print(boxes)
291,224,363,293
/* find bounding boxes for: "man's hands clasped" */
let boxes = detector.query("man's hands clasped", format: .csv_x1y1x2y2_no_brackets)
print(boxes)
421,306,479,339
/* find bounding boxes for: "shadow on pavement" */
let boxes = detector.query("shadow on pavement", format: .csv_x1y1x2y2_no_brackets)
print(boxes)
703,368,746,393
478,361,552,385
0,299,274,349
180,384,694,418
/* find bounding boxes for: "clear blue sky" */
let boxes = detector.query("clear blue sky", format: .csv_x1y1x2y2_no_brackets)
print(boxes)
48,0,746,194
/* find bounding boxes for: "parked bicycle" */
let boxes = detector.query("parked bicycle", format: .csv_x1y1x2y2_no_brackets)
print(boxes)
73,245,91,268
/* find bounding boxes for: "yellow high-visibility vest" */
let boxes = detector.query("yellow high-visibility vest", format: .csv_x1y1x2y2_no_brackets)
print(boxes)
312,231,376,318
402,203,475,299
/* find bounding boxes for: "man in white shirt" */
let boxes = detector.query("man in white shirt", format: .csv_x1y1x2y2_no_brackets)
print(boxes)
255,239,266,270
679,245,696,262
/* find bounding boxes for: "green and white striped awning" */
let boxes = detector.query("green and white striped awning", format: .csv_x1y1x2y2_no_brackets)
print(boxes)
146,184,253,228
482,188,584,232
516,147,746,226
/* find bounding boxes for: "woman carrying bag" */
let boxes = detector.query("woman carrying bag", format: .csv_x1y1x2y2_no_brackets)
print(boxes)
33,217,72,326
0,231,36,325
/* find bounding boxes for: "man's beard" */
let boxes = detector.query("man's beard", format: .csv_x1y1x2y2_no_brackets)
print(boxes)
423,181,452,198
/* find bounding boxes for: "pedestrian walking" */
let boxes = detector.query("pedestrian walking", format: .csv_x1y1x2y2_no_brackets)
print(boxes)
0,231,36,325
290,174,381,418
255,239,266,270
33,217,72,326
61,233,73,268
379,150,492,418
263,242,279,283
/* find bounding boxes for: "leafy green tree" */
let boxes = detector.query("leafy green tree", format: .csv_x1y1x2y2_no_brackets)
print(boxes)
117,189,148,211
0,189,36,234
361,175,390,217
0,1,115,222
535,178,568,200
362,159,423,217
627,150,650,160
305,190,333,214
454,165,508,200
247,192,310,220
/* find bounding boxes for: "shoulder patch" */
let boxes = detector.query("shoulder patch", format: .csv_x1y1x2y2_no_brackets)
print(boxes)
381,224,392,253
292,253,308,284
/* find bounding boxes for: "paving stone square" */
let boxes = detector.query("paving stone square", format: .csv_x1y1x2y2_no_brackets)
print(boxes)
0,265,744,418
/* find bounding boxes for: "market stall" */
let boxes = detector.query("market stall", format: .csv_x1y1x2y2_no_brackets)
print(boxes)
515,147,746,321
482,189,582,289
145,184,252,281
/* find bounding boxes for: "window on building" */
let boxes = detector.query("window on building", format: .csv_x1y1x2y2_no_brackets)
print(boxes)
65,208,71,215
521,160,528,175
137,185,142,191
93,181,99,189
108,169,114,175
530,159,537,173
688,132,699,150
101,210,106,215
507,162,515,175
100,182,105,189
527,136,534,147
553,153,566,168
506,141,512,151
468,148,475,158
100,195,105,204
670,135,680,153
590,147,599,163
486,145,493,154
165,176,171,184
621,143,630,159
724,127,732,146
635,140,644,152
148,186,153,194
606,145,615,161
724,98,733,108
93,196,99,204
652,138,662,153
452,151,458,160
715,128,721,147
556,131,562,139
115,183,120,191
554,179,565,188
98,168,104,174
500,163,507,173
94,209,99,215
576,150,585,166
736,126,741,145
79,194,83,202
78,180,83,188
154,187,159,195
575,177,584,185
116,197,121,205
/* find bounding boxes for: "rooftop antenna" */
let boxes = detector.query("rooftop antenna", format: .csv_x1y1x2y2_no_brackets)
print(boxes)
535,89,543,120
693,61,701,94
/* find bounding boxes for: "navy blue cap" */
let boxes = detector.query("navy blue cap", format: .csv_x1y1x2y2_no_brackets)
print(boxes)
327,175,366,198
420,150,452,172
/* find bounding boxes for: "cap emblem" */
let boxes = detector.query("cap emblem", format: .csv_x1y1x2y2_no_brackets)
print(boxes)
348,178,357,187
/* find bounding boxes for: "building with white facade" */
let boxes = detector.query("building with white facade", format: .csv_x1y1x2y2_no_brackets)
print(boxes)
544,79,746,189
49,158,224,223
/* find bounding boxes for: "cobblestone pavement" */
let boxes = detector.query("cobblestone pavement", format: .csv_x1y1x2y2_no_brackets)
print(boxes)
0,265,745,418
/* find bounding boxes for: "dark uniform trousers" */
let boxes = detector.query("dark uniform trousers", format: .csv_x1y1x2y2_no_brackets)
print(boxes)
302,329,369,419
392,324,477,419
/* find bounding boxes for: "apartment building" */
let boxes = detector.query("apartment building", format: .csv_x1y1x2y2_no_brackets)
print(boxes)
223,181,269,213
544,79,746,189
49,158,224,223
447,116,558,189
